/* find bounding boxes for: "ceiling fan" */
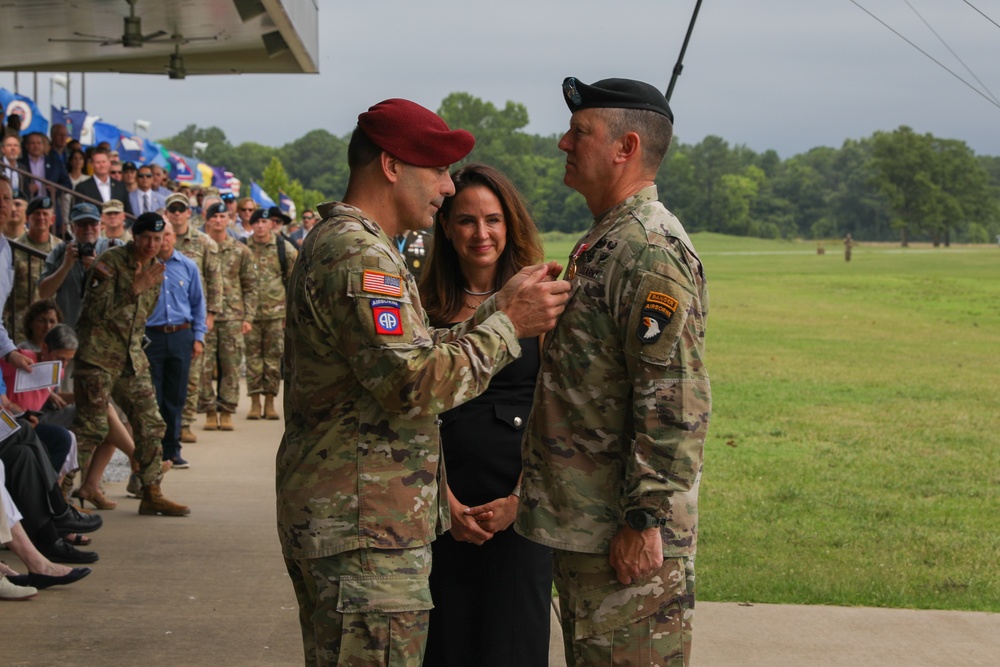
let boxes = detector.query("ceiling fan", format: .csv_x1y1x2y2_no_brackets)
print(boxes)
48,0,215,49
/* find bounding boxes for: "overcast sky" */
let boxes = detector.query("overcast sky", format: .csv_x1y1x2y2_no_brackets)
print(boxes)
5,0,1000,158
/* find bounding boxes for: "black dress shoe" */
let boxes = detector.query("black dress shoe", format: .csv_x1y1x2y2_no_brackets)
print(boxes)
38,538,99,564
8,567,92,589
54,506,103,535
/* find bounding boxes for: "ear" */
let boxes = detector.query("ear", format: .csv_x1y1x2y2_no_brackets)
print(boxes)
380,152,401,184
615,132,641,164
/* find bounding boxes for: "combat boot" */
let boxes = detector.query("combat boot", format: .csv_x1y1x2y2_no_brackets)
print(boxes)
139,483,191,517
219,412,234,431
203,409,218,431
264,394,279,420
180,425,197,443
247,394,261,420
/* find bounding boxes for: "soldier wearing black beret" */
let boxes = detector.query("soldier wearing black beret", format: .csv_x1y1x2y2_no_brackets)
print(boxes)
515,77,710,666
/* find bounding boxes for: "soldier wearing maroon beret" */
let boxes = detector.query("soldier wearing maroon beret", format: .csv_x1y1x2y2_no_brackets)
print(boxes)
276,99,572,665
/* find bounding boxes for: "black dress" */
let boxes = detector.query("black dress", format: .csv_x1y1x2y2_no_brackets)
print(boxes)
423,336,552,667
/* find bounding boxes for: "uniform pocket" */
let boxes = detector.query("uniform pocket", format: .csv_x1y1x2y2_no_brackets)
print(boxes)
573,557,688,640
336,574,434,614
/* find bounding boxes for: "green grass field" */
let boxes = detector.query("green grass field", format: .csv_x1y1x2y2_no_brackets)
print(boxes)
541,232,1000,611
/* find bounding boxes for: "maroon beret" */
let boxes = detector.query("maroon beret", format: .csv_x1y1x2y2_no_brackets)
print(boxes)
357,98,475,168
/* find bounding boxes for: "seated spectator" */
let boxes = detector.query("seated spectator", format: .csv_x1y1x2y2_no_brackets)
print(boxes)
1,459,91,596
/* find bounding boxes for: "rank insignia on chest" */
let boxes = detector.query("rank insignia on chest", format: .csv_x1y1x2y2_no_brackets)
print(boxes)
362,270,403,297
371,299,403,336
637,291,679,344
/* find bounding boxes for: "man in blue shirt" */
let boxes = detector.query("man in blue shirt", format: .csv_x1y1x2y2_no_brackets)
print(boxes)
145,219,206,469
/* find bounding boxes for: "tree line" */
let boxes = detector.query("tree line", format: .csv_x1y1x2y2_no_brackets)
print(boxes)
161,93,1000,244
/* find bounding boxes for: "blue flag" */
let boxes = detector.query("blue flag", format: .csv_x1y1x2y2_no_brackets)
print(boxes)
251,182,277,208
1,88,49,135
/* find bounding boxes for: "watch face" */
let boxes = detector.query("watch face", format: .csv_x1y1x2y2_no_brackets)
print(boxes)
626,510,651,531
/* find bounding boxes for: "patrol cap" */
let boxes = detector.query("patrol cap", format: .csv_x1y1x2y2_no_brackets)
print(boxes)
165,192,189,209
205,202,227,219
69,202,101,223
122,161,137,172
12,188,28,203
26,196,54,216
357,98,475,168
562,77,674,124
132,212,166,236
102,199,125,214
250,206,292,225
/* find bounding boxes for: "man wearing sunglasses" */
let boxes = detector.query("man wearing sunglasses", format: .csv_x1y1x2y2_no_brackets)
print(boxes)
129,165,166,216
38,203,127,328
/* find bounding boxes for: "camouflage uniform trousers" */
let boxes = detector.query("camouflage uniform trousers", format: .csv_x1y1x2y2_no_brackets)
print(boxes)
245,317,283,396
553,550,696,667
198,319,245,414
283,544,433,667
72,360,166,486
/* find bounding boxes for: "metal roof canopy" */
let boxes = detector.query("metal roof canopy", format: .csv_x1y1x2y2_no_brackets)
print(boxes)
0,0,318,78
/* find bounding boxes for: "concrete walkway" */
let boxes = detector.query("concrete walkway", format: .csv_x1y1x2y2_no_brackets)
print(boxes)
5,390,998,666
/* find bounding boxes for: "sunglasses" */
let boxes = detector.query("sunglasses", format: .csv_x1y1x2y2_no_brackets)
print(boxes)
137,173,153,178
240,207,256,212
167,205,188,214
110,170,122,175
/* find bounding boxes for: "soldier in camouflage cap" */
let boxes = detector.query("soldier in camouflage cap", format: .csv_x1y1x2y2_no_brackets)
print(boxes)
276,98,570,666
510,77,711,666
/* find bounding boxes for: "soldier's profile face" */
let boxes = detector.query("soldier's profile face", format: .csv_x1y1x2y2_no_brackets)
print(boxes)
558,109,617,198
395,162,455,233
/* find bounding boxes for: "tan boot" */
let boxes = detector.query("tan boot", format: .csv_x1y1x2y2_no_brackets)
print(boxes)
203,409,218,431
264,394,279,420
219,412,234,431
180,425,197,443
247,394,261,420
138,483,191,517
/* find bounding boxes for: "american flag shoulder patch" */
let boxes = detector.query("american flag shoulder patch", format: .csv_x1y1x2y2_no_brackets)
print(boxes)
362,270,403,297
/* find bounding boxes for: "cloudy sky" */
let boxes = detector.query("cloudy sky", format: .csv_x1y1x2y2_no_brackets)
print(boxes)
5,0,1000,158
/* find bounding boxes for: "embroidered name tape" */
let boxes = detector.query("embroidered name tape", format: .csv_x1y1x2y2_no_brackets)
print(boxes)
362,270,403,297
371,299,403,336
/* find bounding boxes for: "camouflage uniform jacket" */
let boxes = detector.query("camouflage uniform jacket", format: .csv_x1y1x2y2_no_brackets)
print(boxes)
75,242,162,375
276,201,522,560
174,225,222,316
516,186,710,558
216,235,257,323
247,233,297,321
13,232,58,311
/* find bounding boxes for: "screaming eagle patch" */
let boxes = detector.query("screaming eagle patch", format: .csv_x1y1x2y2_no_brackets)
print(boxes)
637,291,679,344
371,299,403,336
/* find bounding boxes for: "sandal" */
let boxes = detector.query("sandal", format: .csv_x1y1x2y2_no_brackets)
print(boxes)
65,533,92,546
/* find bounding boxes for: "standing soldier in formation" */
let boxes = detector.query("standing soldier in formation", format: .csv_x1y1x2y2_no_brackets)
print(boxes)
244,206,296,421
163,192,222,444
199,202,256,431
513,78,711,667
72,212,190,516
843,233,854,262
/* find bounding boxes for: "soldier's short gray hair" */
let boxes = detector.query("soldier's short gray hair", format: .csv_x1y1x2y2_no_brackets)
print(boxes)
597,107,673,172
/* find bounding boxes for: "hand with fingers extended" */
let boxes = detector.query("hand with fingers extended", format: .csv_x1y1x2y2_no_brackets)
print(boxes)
446,485,494,546
131,260,166,296
495,261,571,338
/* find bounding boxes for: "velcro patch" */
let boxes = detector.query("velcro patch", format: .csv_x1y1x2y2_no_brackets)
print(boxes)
637,291,679,345
362,270,403,297
94,261,113,279
371,299,403,336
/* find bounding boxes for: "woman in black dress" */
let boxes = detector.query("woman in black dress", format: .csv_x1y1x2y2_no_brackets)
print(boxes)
419,164,552,666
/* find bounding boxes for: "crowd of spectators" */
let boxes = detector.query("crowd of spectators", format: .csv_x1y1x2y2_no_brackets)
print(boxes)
0,121,312,600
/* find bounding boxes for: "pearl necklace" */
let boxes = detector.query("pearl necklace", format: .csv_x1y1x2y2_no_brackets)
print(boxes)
463,286,496,296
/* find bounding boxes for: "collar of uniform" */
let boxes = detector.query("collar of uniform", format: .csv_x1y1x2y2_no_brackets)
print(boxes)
593,185,659,227
321,201,394,248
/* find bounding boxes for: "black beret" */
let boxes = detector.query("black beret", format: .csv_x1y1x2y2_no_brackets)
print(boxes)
250,206,292,225
133,212,166,236
562,77,674,124
26,196,54,216
205,202,227,219
12,188,28,202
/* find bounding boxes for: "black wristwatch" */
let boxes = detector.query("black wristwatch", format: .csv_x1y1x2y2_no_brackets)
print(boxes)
624,509,667,532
